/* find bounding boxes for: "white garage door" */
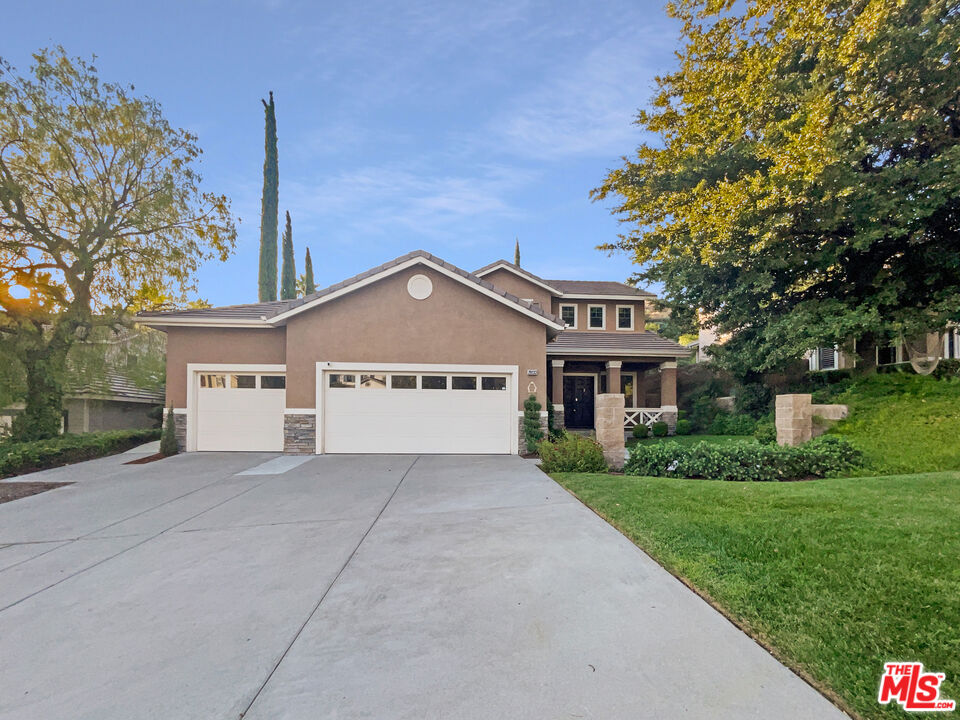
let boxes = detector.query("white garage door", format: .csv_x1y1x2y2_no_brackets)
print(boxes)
195,372,286,451
323,370,513,454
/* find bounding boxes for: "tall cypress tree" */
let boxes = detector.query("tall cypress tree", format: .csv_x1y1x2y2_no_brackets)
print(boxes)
303,247,316,295
257,91,278,302
280,211,296,300
514,237,520,266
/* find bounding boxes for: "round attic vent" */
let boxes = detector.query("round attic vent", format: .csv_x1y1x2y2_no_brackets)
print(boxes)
407,274,433,300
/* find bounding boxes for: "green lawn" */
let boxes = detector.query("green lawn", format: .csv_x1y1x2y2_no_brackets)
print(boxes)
627,433,756,449
551,471,960,720
828,374,960,474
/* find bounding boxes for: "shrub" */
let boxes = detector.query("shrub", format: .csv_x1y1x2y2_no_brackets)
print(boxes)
674,419,693,435
689,394,719,432
624,435,862,481
707,410,757,436
651,421,669,437
754,421,777,445
707,412,729,434
160,407,179,456
523,395,544,451
0,429,162,478
632,423,650,439
538,434,607,473
734,382,773,418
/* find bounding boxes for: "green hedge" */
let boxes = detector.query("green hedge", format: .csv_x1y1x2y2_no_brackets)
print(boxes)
538,434,607,473
0,429,161,478
624,435,862,481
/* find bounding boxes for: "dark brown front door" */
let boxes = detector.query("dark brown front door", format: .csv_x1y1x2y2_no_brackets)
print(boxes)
563,376,595,428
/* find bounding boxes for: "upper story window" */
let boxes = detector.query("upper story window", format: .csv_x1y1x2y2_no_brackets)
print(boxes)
560,304,577,328
617,305,634,330
588,305,605,329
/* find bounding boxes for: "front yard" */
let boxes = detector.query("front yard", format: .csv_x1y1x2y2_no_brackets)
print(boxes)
552,470,960,720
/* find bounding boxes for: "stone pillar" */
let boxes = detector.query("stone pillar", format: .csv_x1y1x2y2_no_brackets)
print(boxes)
284,413,317,454
172,411,187,452
594,393,625,470
606,361,622,398
775,394,812,446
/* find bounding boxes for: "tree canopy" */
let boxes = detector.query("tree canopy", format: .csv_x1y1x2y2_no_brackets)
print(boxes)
0,47,236,437
595,0,960,375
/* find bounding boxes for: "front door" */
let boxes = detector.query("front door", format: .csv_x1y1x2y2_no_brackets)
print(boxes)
563,376,595,428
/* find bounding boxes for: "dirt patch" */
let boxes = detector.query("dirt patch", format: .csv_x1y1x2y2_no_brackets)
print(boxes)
123,452,167,465
0,482,72,505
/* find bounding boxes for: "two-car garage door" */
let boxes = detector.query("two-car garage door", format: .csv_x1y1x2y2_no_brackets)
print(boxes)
322,369,513,454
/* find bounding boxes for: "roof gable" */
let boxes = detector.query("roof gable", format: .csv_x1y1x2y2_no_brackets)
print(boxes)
473,260,563,295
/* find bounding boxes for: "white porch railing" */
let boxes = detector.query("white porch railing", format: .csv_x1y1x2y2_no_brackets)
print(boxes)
623,408,664,428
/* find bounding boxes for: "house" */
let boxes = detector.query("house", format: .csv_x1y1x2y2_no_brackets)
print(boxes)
808,327,960,371
1,370,163,436
139,250,689,455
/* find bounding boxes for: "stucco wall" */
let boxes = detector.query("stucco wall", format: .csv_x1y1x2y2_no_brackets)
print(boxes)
480,267,553,310
284,266,548,410
163,327,286,407
549,298,645,332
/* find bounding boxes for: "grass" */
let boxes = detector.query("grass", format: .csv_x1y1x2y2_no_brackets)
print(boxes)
827,374,960,474
551,471,960,719
627,433,756,449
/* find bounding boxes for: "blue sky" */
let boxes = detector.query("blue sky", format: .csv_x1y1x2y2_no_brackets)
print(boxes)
6,0,680,306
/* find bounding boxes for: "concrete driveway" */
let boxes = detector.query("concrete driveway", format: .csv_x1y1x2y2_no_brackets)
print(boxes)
0,452,846,719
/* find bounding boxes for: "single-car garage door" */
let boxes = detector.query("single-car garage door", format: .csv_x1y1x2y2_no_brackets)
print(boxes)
323,369,513,454
196,372,286,451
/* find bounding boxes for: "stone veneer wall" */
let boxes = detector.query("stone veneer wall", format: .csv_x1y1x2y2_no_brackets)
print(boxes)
284,414,317,454
172,412,187,453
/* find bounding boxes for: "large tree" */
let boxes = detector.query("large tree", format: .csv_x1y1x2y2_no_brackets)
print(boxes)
280,210,296,300
595,0,960,376
0,48,235,439
301,246,315,295
257,91,278,302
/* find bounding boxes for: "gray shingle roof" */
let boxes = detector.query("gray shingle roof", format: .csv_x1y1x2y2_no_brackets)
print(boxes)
139,250,564,327
545,279,654,297
68,370,165,403
547,331,689,356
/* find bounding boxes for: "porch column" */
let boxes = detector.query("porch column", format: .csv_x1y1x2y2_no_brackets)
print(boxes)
605,361,621,399
551,360,564,405
659,361,678,434
659,361,677,409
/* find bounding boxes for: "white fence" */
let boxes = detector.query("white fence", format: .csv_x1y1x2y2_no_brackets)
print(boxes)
623,408,663,428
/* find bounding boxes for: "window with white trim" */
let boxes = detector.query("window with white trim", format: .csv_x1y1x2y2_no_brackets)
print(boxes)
559,304,577,328
588,305,605,329
617,305,634,330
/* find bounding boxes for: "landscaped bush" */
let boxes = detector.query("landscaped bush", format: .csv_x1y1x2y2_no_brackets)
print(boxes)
0,429,162,478
651,420,669,437
689,394,719,432
674,419,693,435
734,382,773,418
631,422,650,439
707,410,758,436
754,421,777,445
624,435,862,481
160,408,178,456
523,395,544,451
537,434,607,473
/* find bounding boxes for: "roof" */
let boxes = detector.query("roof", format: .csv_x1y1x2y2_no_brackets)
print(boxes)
139,250,565,331
472,260,564,294
68,370,165,404
545,280,654,298
547,331,690,358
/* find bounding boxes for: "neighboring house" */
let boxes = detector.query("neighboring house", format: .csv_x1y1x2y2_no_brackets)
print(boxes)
809,326,960,371
1,370,163,436
139,250,689,455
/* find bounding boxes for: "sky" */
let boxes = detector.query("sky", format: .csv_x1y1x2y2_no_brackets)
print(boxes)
5,0,681,306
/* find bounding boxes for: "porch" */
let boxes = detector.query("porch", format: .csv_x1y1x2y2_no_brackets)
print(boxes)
547,358,679,432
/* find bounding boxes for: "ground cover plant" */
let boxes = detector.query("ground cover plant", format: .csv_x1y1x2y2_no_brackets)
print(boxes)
551,471,960,719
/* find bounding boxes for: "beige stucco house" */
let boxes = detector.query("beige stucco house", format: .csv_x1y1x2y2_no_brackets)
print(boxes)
140,250,689,455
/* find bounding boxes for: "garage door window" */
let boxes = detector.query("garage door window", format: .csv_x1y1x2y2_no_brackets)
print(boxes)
261,375,285,389
199,373,228,388
360,374,387,389
390,375,417,389
422,375,447,390
329,374,356,388
452,376,477,390
231,375,256,389
481,376,507,391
